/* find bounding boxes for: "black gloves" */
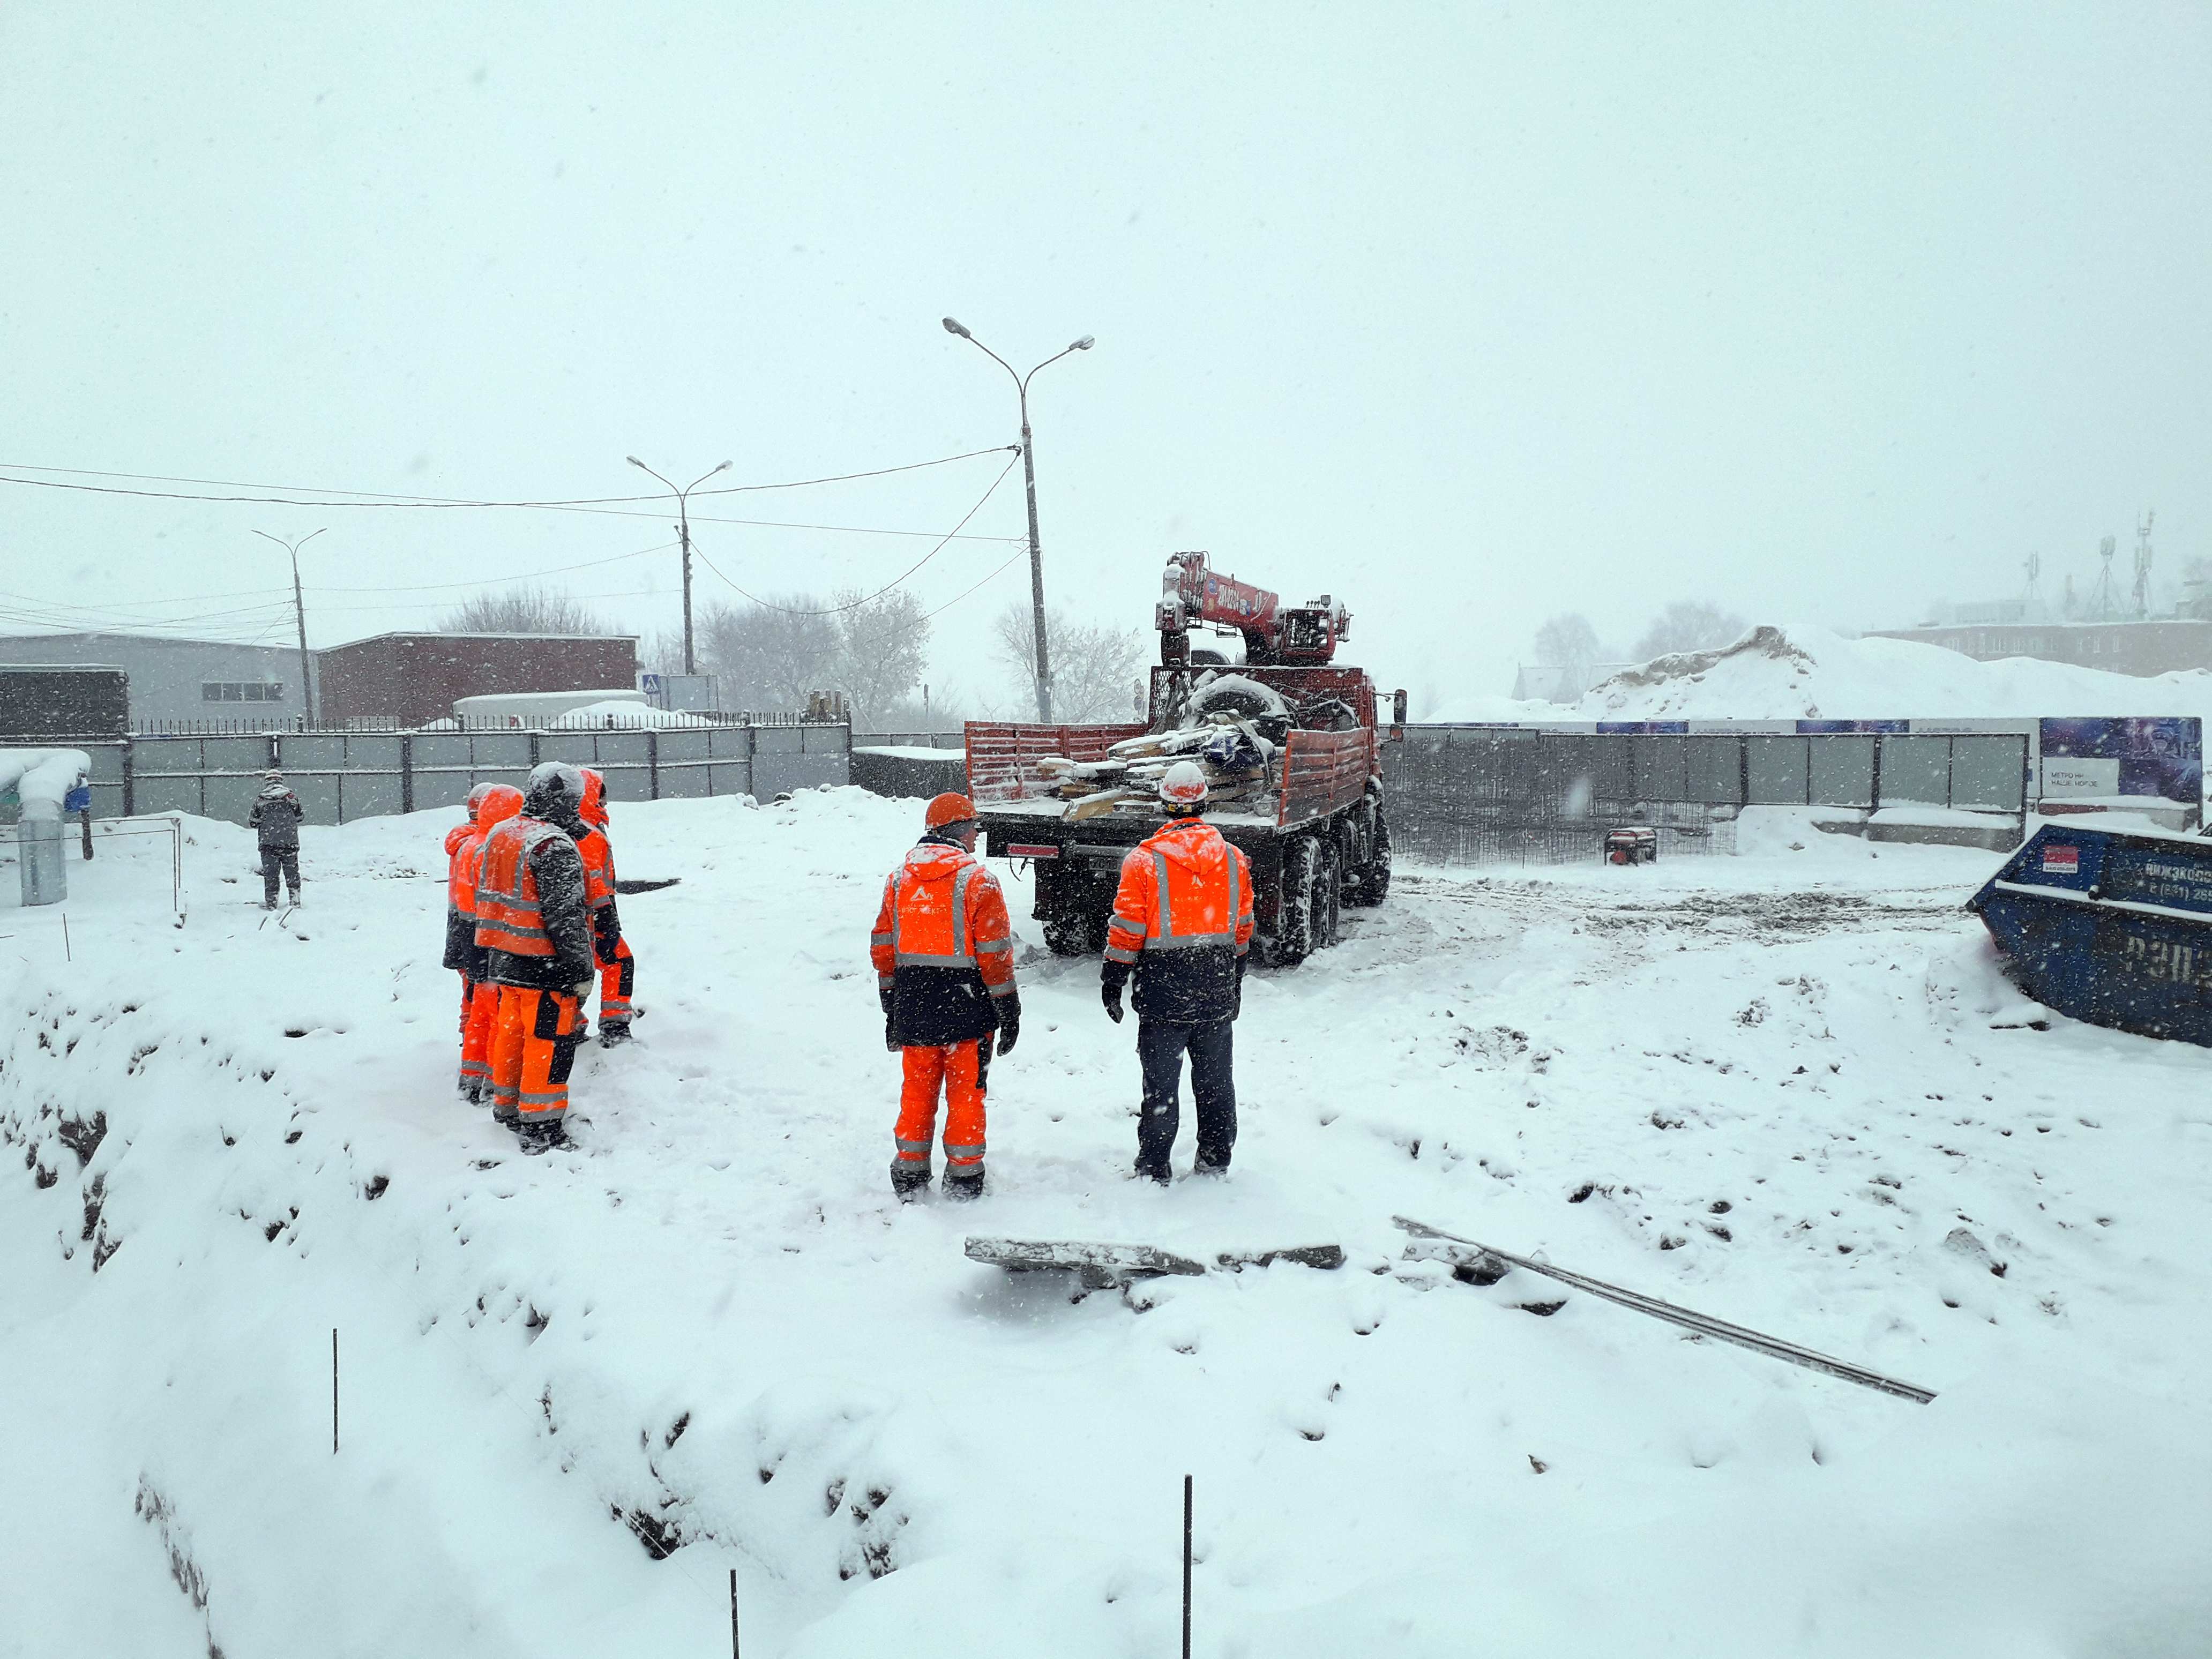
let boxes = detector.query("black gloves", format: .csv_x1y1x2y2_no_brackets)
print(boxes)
1101,957,1130,1023
996,995,1021,1056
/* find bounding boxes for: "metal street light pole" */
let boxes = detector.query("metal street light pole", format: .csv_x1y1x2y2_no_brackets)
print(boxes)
942,318,1094,722
626,457,734,676
252,527,326,723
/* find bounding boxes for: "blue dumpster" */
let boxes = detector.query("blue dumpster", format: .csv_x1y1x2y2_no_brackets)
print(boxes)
1970,821,2212,1046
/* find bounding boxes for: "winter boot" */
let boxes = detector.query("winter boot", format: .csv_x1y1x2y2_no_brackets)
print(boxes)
597,1018,632,1049
517,1119,569,1156
891,1163,931,1204
941,1167,985,1202
1192,1156,1230,1179
1132,1162,1171,1186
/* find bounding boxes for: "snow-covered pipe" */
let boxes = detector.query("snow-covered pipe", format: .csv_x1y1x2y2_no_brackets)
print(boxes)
2,748,91,906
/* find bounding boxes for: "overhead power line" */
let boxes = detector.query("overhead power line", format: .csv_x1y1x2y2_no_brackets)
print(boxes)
0,445,1018,513
693,452,1022,616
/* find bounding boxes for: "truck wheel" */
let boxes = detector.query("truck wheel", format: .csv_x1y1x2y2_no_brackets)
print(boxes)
1043,915,1093,956
1276,837,1320,966
1320,842,1343,947
1347,809,1392,907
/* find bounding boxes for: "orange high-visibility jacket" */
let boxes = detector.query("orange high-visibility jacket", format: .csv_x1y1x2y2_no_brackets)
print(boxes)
1105,816,1254,1022
871,840,1017,1045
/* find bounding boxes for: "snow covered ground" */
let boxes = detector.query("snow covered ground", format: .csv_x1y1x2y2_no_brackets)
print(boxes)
5,790,2211,1656
1437,623,2212,725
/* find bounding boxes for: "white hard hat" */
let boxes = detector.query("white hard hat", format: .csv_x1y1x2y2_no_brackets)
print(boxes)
1160,760,1208,806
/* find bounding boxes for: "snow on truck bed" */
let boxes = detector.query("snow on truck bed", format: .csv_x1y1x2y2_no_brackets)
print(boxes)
5,790,2210,1656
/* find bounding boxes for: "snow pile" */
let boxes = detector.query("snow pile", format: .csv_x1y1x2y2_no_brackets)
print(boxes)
0,746,90,814
1445,624,2212,722
6,793,2212,1654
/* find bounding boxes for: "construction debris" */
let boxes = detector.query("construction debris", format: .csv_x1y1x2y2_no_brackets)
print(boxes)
1393,1216,1937,1403
966,1236,1344,1290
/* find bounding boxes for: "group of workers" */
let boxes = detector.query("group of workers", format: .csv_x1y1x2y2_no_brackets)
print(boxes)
872,759,1252,1199
435,752,1250,1188
442,760,633,1154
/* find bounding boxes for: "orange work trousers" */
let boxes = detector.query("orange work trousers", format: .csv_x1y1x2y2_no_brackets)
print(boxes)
488,985,582,1127
598,940,635,1021
894,1038,991,1176
458,974,496,1095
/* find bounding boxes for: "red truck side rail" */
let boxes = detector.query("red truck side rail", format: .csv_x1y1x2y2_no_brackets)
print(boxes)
1277,728,1376,827
966,721,1149,804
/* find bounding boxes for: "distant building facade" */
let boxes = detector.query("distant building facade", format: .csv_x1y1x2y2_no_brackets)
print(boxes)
1867,620,2212,679
0,632,312,725
318,632,639,727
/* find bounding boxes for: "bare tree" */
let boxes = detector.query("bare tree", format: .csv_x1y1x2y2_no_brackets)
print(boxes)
1633,600,1747,662
1532,612,1604,697
697,596,841,712
440,584,618,636
991,601,1148,722
829,587,930,727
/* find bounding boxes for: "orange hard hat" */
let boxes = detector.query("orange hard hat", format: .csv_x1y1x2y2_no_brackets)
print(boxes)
925,792,977,830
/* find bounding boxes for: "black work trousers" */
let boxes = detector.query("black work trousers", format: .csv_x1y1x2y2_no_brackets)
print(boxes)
261,847,301,905
1135,1017,1237,1177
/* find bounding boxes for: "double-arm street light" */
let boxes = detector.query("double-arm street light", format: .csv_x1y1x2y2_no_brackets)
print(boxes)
626,456,733,676
942,317,1094,722
252,527,326,723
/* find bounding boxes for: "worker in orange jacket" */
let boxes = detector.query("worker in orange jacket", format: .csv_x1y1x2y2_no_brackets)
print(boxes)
575,768,636,1047
476,763,596,1154
870,792,1021,1200
442,783,496,1098
447,783,524,1102
1102,761,1256,1182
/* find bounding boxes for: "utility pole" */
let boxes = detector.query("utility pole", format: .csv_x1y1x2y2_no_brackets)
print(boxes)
627,457,732,677
253,528,326,722
942,317,1094,722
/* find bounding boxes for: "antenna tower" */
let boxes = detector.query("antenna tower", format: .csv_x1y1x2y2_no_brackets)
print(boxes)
2023,551,2042,617
2132,510,2155,618
2089,534,2119,622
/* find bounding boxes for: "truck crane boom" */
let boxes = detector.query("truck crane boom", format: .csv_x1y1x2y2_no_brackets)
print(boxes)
1154,550,1350,668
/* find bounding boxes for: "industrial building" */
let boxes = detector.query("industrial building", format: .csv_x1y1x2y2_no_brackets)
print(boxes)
1865,619,2212,678
0,632,312,726
317,632,638,727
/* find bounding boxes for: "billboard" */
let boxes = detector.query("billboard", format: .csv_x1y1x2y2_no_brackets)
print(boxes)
2039,717,2201,809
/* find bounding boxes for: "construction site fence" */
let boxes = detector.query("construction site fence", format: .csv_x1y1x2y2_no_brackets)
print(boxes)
32,720,850,829
1382,726,2029,866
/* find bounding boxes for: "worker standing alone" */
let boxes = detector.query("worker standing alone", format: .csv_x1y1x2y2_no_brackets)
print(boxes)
249,768,304,909
475,763,596,1154
574,768,637,1047
1102,760,1255,1183
870,793,1021,1200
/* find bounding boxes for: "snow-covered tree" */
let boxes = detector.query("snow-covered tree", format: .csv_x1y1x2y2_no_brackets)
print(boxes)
991,602,1147,722
439,584,619,636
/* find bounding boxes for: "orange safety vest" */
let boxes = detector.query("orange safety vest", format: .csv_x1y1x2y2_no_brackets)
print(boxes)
447,824,487,917
870,843,1016,993
578,825,617,913
1105,817,1254,963
473,817,570,956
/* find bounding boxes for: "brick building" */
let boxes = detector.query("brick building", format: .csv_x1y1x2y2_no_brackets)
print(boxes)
1866,619,2212,678
317,633,639,727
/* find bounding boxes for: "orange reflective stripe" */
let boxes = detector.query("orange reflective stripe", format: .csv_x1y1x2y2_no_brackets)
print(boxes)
474,819,564,955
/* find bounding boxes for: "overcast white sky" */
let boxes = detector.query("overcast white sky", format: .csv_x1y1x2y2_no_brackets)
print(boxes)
4,2,2208,712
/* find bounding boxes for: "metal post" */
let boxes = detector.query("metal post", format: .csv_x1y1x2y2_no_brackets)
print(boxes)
1182,1474,1193,1659
1019,386,1052,722
729,1567,741,1658
680,505,696,677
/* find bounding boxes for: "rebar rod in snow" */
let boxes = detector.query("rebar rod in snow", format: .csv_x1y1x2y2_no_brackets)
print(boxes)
729,1567,740,1658
1393,1217,1936,1404
1182,1474,1192,1659
332,1328,339,1453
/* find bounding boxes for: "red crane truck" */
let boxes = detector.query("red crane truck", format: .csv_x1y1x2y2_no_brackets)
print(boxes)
966,551,1403,966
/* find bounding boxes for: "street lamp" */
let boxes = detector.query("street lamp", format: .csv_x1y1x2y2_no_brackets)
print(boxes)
942,317,1094,722
252,527,326,723
626,456,733,676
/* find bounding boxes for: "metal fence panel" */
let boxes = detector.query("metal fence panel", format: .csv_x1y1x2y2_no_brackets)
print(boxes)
1809,735,1876,809
1949,735,2028,811
1634,737,1688,803
1879,735,1952,808
1687,736,1742,804
1747,736,1809,803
